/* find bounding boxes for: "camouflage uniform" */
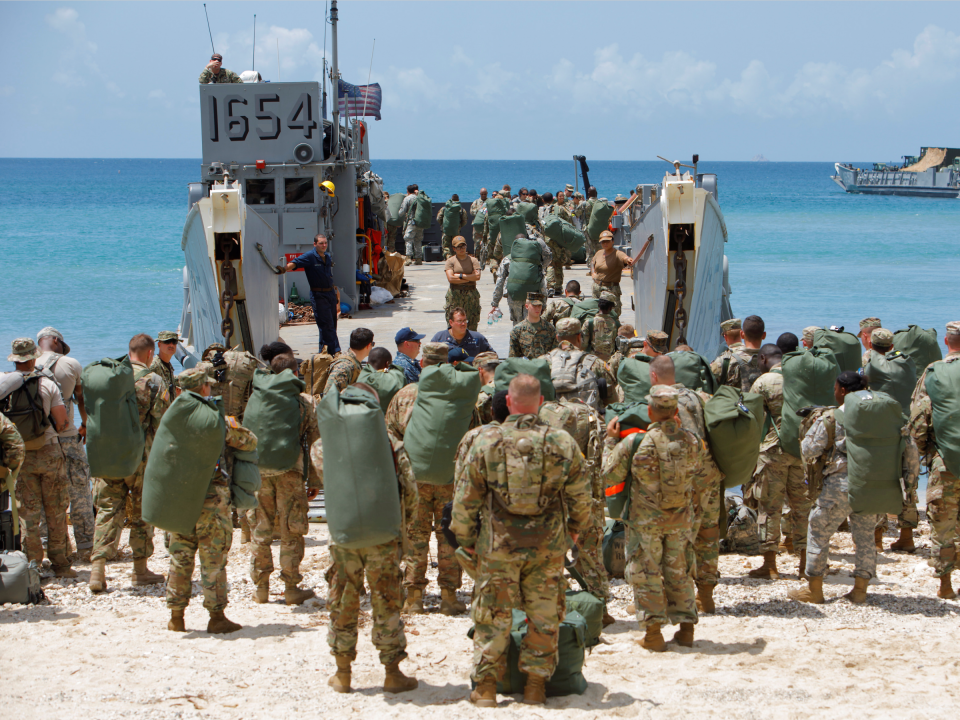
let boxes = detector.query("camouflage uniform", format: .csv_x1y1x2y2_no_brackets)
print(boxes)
749,366,811,553
249,394,320,588
590,279,623,317
322,350,362,396
582,312,618,361
547,338,616,408
711,346,762,392
437,205,468,259
451,413,592,683
393,351,421,385
444,251,482,330
0,411,25,491
543,295,581,325
167,415,257,612
509,317,559,359
385,383,419,440
91,362,171,562
475,385,495,425
59,436,95,552
17,442,70,567
149,356,178,392
399,194,423,261
311,435,417,664
545,204,574,291
470,198,489,264
198,67,243,84
491,234,553,325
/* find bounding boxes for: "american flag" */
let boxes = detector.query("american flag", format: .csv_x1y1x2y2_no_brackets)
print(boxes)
337,80,382,121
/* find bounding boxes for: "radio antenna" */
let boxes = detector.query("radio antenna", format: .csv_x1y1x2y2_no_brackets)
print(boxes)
277,38,281,82
252,14,256,70
203,3,215,54
362,39,375,119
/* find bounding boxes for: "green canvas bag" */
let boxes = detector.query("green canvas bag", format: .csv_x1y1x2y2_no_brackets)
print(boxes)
925,360,960,478
485,196,508,242
441,199,462,236
703,386,764,489
357,364,407,413
570,298,619,326
565,590,604,647
543,215,586,254
142,392,226,536
242,369,304,473
0,551,43,605
494,358,556,401
780,349,840,458
318,385,402,549
602,518,626,578
813,328,862,372
386,193,404,228
82,356,146,479
506,237,543,301
229,448,262,510
586,200,613,239
498,215,527,255
414,192,433,229
894,325,943,372
669,350,720,394
618,356,654,403
471,206,486,229
516,201,539,225
864,350,916,413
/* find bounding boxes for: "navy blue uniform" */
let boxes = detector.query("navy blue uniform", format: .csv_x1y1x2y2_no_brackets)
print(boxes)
291,249,341,354
430,329,494,358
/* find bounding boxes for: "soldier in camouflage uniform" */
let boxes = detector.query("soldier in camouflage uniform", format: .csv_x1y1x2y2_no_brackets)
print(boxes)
0,411,25,517
603,386,714,651
508,293,558,359
89,334,171,593
198,54,243,84
452,373,592,707
323,328,373,396
444,237,482,330
858,317,882,366
909,321,960,598
437,197,469,259
490,224,553,324
719,318,742,352
543,280,583,325
710,314,765,391
607,325,639,382
582,291,619,361
746,344,811,581
150,331,180,392
543,194,574,293
398,186,424,265
581,189,604,272
166,365,254,634
310,390,419,694
472,352,500,426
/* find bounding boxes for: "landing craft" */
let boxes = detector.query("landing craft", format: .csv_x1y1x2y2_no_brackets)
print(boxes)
832,147,960,198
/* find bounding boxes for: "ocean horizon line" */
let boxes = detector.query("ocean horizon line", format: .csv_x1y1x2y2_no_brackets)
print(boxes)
0,156,841,164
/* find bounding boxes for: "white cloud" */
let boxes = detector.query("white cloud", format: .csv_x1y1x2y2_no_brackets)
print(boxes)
45,6,123,97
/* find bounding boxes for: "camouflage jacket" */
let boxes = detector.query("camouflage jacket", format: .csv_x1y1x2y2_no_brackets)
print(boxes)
149,356,178,391
0,411,25,478
543,296,582,325
130,360,171,447
385,383,418,439
475,384,495,425
711,346,762,392
212,415,259,490
260,393,321,485
911,351,960,406
749,365,789,454
509,318,559,359
549,202,576,224
582,313,617,360
547,340,616,404
801,409,846,477
539,398,603,501
399,193,419,231
198,67,243,84
453,421,499,494
673,383,711,440
491,235,553,306
451,413,591,557
323,350,362,396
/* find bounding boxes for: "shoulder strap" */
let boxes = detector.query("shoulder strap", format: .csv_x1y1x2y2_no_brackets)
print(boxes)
721,356,730,382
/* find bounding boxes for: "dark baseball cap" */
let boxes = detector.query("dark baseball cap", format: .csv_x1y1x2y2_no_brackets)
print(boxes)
448,347,470,363
395,327,425,344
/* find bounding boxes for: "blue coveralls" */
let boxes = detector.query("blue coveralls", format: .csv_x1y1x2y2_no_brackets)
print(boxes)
291,249,341,354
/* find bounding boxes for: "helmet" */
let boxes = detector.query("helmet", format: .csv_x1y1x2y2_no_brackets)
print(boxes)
320,181,335,198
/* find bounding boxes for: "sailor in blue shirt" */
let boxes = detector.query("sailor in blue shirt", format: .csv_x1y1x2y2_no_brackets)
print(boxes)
430,309,493,358
284,234,341,354
394,327,425,383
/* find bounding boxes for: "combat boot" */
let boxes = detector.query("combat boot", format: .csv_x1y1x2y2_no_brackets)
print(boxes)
285,583,316,606
639,624,667,652
779,536,795,555
938,574,956,600
132,558,165,586
874,527,884,551
168,608,185,632
328,656,352,693
798,550,808,580
672,623,695,647
789,576,825,604
240,527,251,544
383,659,418,693
402,588,424,614
523,675,547,705
50,552,77,578
602,609,616,627
695,583,715,613
254,582,269,604
845,576,869,604
89,559,107,593
890,528,916,553
413,259,423,266
207,610,242,634
470,677,497,708
77,549,92,564
440,588,467,615
748,551,779,580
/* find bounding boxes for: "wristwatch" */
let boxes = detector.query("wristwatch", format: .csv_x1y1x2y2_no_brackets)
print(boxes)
459,273,463,280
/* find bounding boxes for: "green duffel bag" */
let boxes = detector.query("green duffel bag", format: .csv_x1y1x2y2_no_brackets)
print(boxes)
565,590,603,647
602,518,626,578
494,358,556,401
414,191,433,229
506,237,543,301
618,356,654,403
486,196,508,240
142,392,226,536
894,325,943,372
386,193,404,228
441,199,462,236
516,201,539,225
571,244,587,264
669,350,719,394
242,369,304,473
404,363,481,485
82,356,145,479
838,390,906,515
813,328,862,372
570,298,619,327
0,551,43,604
543,215,586,254
587,200,614,239
704,386,764,489
230,448,262,510
357,364,407,414
780,348,840,458
925,360,960,478
318,385,402,549
471,206,486,229
864,350,916,413
498,215,527,255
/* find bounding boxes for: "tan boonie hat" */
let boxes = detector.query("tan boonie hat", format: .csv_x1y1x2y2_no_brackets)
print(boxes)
646,384,679,412
556,318,582,336
422,342,449,364
720,318,741,333
947,321,960,336
871,328,894,348
157,331,180,343
8,337,41,363
859,317,882,331
526,292,545,306
451,236,467,248
599,230,615,241
36,327,71,355
802,326,820,343
646,330,669,353
565,183,574,193
473,351,500,367
599,291,617,304
178,363,213,391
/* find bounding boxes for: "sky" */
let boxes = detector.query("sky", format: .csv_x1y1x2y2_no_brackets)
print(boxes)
2,1,960,161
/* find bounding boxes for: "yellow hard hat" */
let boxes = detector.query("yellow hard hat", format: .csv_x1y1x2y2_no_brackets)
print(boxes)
320,180,335,197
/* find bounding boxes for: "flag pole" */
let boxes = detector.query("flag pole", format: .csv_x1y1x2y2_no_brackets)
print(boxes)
362,39,376,120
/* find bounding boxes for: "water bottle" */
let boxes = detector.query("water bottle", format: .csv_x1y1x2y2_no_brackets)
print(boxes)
487,309,495,326
493,308,502,324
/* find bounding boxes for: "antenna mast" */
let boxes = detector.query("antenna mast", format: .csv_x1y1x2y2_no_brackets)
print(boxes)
252,14,256,71
203,3,215,54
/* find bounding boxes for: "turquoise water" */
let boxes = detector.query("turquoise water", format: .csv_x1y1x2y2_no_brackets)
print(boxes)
2,158,959,371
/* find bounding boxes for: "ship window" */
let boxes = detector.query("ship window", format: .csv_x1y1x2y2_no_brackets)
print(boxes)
246,179,275,205
285,177,315,204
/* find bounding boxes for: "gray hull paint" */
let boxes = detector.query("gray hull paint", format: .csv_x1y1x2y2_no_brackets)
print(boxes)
832,163,960,198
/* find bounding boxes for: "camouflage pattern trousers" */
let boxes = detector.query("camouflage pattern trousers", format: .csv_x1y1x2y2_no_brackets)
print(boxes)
249,470,308,587
60,436,94,550
573,502,609,601
545,240,566,293
471,548,565,682
403,482,461,591
592,281,623,316
15,442,69,566
326,538,408,665
506,297,526,326
91,461,155,562
404,226,424,260
754,450,810,554
925,454,960,576
445,286,482,331
805,471,879,580
625,529,697,628
166,486,233,612
441,233,457,259
694,477,723,586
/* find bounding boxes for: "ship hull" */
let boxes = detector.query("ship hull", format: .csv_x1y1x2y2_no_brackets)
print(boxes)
832,163,960,198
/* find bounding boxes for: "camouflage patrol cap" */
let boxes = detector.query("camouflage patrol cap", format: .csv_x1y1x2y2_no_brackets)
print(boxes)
646,384,679,412
451,236,467,248
599,291,617,304
802,326,820,343
871,328,894,349
8,337,41,363
565,183,575,193
720,318,741,333
179,362,213,391
646,330,669,353
859,317,882,331
947,321,960,336
157,331,180,342
422,342,449,364
36,327,71,355
556,318,582,336
473,351,500,368
526,292,545,306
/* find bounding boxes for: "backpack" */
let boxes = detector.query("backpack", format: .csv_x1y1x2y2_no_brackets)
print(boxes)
300,348,335,397
570,298,620,326
720,496,760,555
549,348,600,410
543,215,586,254
516,202,539,225
925,359,960,478
780,349,840,458
471,205,486,229
602,518,626,578
584,314,617,359
669,351,719,394
703,386,764,489
386,192,404,228
413,192,433,229
229,448,262,509
894,325,942,372
506,237,544,302
796,406,836,498
441,199,462,236
0,551,44,604
242,369,305,473
485,196,509,241
489,423,553,516
357,364,407,414
220,349,260,419
617,356,654,403
498,215,527,256
0,372,51,450
813,328,862,373
864,349,916,413
720,349,763,393
81,357,146,478
494,358,557,400
645,428,693,510
586,200,614,239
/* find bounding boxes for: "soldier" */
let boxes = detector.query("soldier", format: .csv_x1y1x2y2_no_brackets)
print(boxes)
801,326,820,349
746,344,811,581
543,192,575,294
607,324,640,382
452,374,592,707
323,328,374,396
393,328,425,384
399,184,423,266
166,365,254,634
249,355,321,606
909,321,960,598
470,188,488,219
582,187,604,273
490,229,553,325
473,352,500,426
0,410,25,508
444,237,482,330
437,195,469,259
284,233,341,355
549,318,616,405
603,386,713,651
582,292,619,361
858,317,882,366
471,190,489,264
150,331,180,392
711,314,765,391
641,330,670,358
509,293,559,359
543,280,583,325
590,231,635,315
198,53,243,84
6,338,71,574
777,332,800,355
719,318,742,352
89,333,171,592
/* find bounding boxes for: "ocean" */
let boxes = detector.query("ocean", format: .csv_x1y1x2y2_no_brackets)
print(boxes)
2,157,959,371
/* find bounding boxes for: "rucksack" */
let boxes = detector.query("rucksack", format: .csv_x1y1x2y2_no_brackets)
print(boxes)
494,358,557,400
864,349,916,413
488,423,553,516
300,348,335,397
0,372,50,450
549,347,600,410
499,215,527,256
219,349,260,419
646,428,693,510
780,349,840,458
720,496,760,555
813,328,862,373
242,369,305,473
543,215,586,254
506,237,544,301
703,386,764,489
386,193,404,228
894,325,943,372
720,349,763,393
584,314,617,359
356,364,407,413
471,205,486,229
564,589,604,648
570,298,619,326
413,192,433,229
0,551,44,604
617,356,654,403
925,359,960,478
516,201,539,225
229,448,262,509
441,199,462,236
586,200,614,239
81,357,146,478
485,196,508,241
602,519,626,578
669,351,719,394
